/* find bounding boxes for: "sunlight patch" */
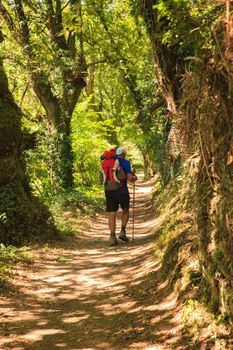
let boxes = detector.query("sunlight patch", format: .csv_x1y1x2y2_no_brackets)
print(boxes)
45,276,70,283
34,287,57,294
0,309,39,323
140,186,153,194
62,315,89,323
129,342,164,349
0,337,14,347
55,343,66,348
20,328,66,342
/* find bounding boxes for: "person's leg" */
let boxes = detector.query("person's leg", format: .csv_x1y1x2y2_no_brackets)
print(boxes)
105,192,119,245
119,193,130,242
108,211,117,235
108,211,118,245
121,208,129,229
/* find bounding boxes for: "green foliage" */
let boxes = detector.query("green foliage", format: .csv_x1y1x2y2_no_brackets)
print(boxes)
71,97,111,188
84,0,158,173
1,0,224,198
24,124,62,198
24,101,110,198
152,0,206,54
183,299,205,332
138,109,171,185
2,0,161,195
0,244,33,264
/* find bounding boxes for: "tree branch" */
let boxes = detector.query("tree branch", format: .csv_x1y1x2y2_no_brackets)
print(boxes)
62,0,71,11
0,1,22,45
86,59,109,67
55,0,62,25
44,0,67,51
19,80,30,107
22,0,39,14
14,0,30,48
77,0,84,59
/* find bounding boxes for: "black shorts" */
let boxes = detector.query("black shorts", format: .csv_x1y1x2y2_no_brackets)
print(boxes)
105,191,130,212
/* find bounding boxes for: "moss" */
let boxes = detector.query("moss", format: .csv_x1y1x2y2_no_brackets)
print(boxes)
0,128,22,155
209,299,220,315
189,271,202,286
0,102,21,127
0,181,56,245
161,229,190,278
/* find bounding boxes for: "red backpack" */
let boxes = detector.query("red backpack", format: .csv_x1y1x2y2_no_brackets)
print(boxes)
101,149,126,191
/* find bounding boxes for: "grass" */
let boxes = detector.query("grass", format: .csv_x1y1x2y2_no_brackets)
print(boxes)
49,187,105,238
0,244,34,286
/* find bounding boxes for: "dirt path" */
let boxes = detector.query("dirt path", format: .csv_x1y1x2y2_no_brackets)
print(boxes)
0,178,201,350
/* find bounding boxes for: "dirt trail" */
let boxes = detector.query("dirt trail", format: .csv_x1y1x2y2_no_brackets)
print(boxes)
0,177,194,350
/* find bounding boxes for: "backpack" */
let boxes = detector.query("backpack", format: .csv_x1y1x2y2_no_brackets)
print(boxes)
100,149,126,191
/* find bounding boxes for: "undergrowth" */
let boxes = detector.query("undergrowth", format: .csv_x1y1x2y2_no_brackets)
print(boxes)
49,187,105,238
153,156,233,345
0,244,34,287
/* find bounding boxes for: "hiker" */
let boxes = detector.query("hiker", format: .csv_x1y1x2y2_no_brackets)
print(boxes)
101,146,137,245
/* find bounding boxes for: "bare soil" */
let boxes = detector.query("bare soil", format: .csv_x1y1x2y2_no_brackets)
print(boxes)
0,177,231,350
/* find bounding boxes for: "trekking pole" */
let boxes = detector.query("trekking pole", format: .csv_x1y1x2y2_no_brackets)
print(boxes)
132,181,136,242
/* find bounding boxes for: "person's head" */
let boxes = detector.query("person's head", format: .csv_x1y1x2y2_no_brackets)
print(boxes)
116,146,126,158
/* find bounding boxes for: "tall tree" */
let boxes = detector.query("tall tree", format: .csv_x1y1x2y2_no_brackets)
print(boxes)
0,30,55,244
0,0,87,189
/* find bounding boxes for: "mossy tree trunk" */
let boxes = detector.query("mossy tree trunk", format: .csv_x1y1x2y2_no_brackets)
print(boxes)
0,38,55,245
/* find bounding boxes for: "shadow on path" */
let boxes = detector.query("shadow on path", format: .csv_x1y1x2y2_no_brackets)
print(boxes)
0,176,225,350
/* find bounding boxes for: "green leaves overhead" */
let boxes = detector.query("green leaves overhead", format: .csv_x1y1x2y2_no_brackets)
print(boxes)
1,0,158,192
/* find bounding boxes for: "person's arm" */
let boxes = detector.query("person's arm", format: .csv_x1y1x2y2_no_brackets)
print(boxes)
121,159,137,182
127,173,137,182
127,165,137,182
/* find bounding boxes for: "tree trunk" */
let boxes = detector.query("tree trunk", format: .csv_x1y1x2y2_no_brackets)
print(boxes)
0,52,55,245
137,0,185,162
143,152,153,180
30,68,86,190
51,122,74,190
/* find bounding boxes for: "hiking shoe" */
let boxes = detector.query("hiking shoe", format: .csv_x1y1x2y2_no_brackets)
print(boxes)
110,235,118,246
119,230,129,242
